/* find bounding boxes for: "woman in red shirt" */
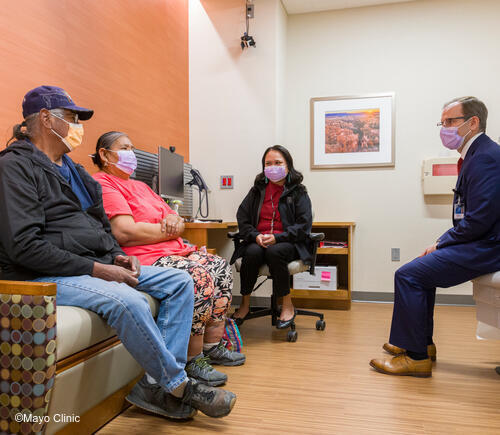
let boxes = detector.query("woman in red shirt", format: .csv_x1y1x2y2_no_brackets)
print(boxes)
92,132,244,387
231,146,313,329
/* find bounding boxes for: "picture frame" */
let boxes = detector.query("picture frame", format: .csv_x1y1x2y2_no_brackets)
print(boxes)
310,93,395,169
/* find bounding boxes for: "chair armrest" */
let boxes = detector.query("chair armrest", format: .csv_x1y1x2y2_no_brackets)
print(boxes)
230,232,324,241
308,232,325,275
0,280,56,296
309,232,325,242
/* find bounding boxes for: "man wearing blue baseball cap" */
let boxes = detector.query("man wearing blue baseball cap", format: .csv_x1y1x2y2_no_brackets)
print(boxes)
0,86,237,420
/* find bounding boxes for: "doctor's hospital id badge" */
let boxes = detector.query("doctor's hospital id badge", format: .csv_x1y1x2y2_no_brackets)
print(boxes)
454,202,465,220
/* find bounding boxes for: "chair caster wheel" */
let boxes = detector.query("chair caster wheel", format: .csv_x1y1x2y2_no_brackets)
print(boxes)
287,330,298,342
316,320,326,331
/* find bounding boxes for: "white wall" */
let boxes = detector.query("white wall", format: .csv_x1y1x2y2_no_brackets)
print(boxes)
275,0,288,142
189,0,287,295
190,0,500,296
189,0,286,218
285,0,500,295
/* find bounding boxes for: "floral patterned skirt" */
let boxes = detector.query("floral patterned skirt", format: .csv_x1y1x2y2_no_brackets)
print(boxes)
153,252,232,335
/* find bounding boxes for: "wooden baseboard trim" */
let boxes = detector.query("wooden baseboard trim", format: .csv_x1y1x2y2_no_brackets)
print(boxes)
54,374,142,435
56,336,121,375
352,291,475,306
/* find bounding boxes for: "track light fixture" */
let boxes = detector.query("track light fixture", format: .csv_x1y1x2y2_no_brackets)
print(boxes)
241,1,256,50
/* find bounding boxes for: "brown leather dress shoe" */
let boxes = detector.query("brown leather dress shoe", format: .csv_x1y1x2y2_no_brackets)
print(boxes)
370,354,432,377
383,343,437,362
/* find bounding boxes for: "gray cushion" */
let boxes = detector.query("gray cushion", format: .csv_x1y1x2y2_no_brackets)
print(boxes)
473,271,500,288
473,272,500,331
234,258,309,276
56,292,159,361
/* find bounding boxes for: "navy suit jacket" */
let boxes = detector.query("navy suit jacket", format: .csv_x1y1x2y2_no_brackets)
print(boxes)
436,133,500,272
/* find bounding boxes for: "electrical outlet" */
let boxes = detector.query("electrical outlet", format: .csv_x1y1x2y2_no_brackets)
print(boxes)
391,248,400,262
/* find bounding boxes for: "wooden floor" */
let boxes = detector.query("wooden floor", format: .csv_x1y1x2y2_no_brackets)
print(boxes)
97,303,500,434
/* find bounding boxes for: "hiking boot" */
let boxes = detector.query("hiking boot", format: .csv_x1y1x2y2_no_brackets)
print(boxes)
126,375,197,420
205,340,246,366
185,353,228,386
182,378,236,418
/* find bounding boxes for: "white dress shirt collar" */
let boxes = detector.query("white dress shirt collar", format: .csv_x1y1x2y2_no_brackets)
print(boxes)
460,132,482,159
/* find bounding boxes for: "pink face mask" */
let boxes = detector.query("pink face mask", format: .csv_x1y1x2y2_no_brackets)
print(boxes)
440,119,471,150
109,150,137,175
264,165,287,182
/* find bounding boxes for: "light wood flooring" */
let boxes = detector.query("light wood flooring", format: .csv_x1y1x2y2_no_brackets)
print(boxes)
97,302,500,434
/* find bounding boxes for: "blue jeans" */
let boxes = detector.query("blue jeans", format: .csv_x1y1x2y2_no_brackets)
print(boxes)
32,265,194,392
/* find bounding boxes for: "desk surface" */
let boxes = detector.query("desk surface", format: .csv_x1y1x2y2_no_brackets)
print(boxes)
184,222,354,229
184,222,237,229
312,222,355,228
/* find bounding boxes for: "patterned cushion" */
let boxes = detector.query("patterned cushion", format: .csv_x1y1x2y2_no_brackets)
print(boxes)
0,293,56,434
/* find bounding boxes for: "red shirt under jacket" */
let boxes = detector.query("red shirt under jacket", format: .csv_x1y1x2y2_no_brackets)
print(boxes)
256,182,284,234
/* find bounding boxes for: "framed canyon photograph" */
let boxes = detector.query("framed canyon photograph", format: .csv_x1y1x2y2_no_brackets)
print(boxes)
310,93,395,169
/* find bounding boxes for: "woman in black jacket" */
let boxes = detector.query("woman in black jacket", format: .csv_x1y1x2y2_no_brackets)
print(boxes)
231,145,313,329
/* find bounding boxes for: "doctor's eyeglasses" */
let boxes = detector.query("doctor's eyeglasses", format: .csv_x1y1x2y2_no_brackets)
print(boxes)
437,116,467,127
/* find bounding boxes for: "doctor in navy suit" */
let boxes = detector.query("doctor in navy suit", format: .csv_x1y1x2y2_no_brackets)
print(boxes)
370,96,500,377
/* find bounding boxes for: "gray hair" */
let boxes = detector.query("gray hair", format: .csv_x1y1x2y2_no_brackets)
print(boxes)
443,96,488,132
92,131,129,169
7,113,39,146
6,108,79,146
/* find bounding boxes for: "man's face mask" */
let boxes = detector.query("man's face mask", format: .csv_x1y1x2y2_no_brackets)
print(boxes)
439,119,471,150
51,113,84,151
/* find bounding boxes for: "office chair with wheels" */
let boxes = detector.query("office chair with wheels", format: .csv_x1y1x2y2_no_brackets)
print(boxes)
228,231,326,342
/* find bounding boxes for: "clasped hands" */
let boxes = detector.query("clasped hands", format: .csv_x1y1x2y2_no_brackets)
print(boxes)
256,233,276,248
160,214,184,237
93,255,141,287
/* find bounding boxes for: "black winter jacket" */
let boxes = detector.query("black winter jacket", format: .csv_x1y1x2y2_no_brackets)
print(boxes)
0,140,125,280
230,180,313,264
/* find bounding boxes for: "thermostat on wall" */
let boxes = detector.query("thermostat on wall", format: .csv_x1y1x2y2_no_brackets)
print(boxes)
422,157,459,195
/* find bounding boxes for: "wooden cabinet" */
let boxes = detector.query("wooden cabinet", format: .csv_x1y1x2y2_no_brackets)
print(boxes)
291,222,355,310
182,222,237,251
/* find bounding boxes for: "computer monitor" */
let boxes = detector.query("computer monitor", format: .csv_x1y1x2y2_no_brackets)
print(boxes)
158,146,184,201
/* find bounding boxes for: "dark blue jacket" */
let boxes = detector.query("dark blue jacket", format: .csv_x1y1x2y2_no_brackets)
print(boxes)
437,133,500,271
0,140,125,280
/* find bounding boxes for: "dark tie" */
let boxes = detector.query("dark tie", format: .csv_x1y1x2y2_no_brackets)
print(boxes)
457,157,464,173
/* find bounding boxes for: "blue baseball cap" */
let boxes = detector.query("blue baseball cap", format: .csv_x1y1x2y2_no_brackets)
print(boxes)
22,85,94,120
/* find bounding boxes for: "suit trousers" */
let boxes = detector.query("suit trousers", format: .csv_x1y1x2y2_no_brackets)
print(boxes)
389,248,492,354
239,242,297,297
